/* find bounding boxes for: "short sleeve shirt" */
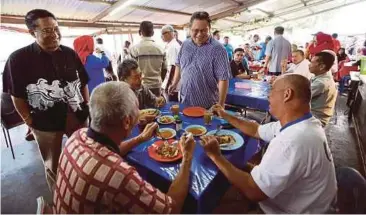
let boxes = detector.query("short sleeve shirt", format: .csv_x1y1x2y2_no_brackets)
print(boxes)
130,37,165,89
230,60,247,77
176,37,232,108
252,116,337,213
162,39,181,89
310,72,337,126
53,128,173,214
265,35,292,73
3,42,89,131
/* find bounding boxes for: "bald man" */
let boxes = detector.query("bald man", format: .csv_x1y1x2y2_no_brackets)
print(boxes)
207,74,337,213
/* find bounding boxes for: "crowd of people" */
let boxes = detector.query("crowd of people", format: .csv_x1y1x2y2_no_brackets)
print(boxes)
2,7,365,214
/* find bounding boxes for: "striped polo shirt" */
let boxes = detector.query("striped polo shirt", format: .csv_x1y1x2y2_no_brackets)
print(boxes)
130,37,165,89
176,37,232,108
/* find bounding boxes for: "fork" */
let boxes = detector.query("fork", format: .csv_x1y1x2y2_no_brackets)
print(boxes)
214,125,222,136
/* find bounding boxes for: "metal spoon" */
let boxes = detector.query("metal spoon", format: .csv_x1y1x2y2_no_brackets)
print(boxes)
214,125,222,136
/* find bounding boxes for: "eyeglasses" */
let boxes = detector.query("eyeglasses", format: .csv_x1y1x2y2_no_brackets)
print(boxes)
36,27,60,35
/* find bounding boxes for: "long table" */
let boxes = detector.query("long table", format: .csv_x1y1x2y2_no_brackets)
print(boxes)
125,103,261,213
226,78,270,112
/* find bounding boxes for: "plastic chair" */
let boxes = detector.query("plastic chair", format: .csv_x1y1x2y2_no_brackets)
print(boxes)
336,167,366,213
1,93,24,159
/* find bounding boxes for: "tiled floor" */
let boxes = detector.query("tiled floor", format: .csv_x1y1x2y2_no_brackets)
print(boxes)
1,95,364,213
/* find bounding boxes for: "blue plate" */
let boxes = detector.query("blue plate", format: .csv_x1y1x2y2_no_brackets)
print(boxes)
206,129,244,151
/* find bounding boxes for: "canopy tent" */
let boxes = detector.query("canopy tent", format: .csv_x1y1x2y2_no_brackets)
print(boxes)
1,0,365,35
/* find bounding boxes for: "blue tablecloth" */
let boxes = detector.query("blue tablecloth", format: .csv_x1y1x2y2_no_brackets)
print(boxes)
226,78,270,111
125,103,261,213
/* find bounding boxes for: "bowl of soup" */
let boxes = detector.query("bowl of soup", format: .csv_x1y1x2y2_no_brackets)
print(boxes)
184,125,207,137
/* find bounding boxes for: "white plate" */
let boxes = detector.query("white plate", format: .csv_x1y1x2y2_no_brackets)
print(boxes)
157,115,175,124
157,128,176,139
184,125,207,137
140,108,161,118
205,129,244,151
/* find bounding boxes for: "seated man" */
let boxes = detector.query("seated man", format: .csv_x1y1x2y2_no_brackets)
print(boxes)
53,82,195,213
286,50,313,80
118,59,165,110
230,48,255,79
309,52,337,126
205,74,337,213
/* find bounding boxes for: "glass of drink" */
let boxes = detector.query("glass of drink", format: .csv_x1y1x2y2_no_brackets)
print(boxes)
170,104,180,116
203,111,213,125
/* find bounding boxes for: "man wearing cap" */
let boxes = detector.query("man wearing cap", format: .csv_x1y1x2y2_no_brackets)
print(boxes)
130,21,166,96
161,25,181,102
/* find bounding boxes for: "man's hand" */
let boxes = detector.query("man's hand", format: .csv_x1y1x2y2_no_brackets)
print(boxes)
211,104,226,118
156,96,166,108
179,134,195,161
258,67,266,74
139,122,158,142
200,135,221,159
167,83,177,95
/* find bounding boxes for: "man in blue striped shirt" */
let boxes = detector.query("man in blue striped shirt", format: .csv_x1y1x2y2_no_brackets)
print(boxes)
168,11,232,108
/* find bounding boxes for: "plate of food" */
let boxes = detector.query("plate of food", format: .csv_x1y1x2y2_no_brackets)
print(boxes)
205,129,244,150
182,106,206,117
156,128,176,139
148,140,182,162
184,125,207,137
157,115,175,124
140,108,161,118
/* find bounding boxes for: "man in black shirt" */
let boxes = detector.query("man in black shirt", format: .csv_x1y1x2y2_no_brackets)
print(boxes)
230,48,254,79
3,9,90,192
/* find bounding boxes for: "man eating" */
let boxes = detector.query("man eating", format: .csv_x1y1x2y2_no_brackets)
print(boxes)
206,74,337,213
118,59,165,110
52,82,196,213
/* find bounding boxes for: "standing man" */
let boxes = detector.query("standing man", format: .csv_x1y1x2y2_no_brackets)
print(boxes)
258,36,272,61
94,37,115,81
213,30,220,41
250,34,261,60
3,9,90,192
309,52,337,127
173,29,183,46
168,11,231,108
161,25,181,102
261,26,292,76
130,21,166,96
223,36,234,61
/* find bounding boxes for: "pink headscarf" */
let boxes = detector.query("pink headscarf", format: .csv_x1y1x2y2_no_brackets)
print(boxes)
73,35,94,65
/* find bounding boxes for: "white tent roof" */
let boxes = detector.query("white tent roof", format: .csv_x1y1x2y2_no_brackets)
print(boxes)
1,0,365,33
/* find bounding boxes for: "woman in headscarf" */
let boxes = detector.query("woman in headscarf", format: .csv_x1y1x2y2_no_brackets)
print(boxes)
73,35,109,94
308,32,335,59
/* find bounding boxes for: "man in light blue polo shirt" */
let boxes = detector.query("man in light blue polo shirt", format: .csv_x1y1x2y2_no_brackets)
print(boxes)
204,74,337,213
223,36,234,61
168,11,231,108
261,26,291,76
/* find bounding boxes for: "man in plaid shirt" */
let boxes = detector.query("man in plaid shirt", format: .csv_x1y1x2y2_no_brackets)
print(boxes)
52,81,195,213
